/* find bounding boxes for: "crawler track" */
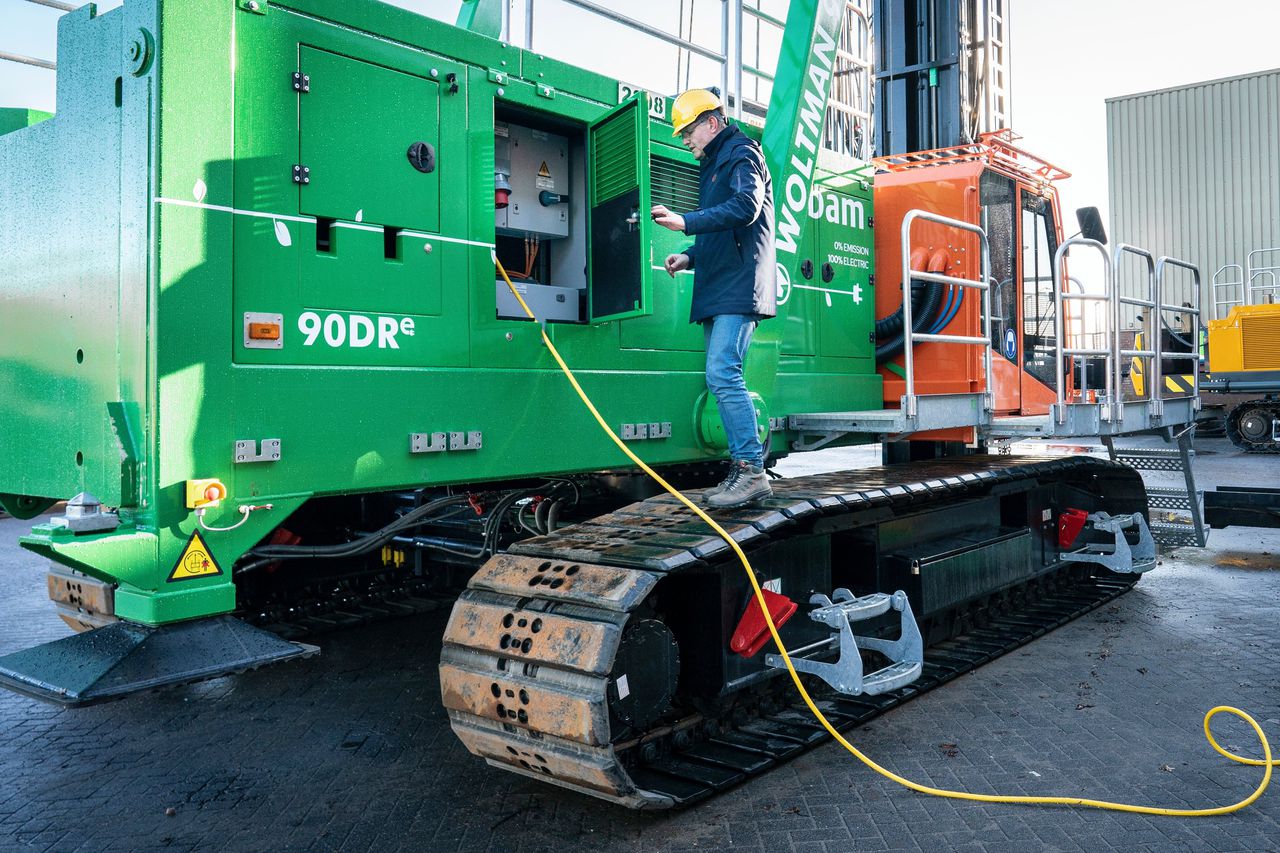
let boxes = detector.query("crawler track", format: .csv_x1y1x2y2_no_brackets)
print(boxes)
440,455,1144,808
1226,400,1280,453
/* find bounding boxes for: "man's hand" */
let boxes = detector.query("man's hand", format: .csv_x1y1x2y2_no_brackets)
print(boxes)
664,253,691,278
651,204,686,233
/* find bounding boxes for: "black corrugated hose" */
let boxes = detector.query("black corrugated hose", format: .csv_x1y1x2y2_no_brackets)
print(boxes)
874,276,944,363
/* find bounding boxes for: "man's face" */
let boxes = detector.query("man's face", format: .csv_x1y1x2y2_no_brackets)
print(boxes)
681,115,720,160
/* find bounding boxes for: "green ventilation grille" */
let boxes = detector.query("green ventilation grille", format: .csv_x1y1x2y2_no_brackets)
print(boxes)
650,155,700,212
591,110,639,206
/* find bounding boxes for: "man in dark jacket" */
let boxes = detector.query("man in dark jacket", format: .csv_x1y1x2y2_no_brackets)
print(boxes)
651,88,777,509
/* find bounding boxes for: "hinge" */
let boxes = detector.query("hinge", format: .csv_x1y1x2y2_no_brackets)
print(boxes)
487,68,508,85
536,83,555,100
237,0,266,14
292,164,311,185
291,71,310,93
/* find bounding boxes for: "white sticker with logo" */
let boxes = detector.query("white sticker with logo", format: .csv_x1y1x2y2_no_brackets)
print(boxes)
297,311,416,350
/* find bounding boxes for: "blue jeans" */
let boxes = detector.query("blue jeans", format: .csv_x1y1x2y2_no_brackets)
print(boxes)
703,314,763,467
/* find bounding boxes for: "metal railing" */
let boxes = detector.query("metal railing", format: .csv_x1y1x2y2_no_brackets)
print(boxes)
738,3,784,120
528,0,732,107
1212,262,1245,319
1,0,73,72
1052,239,1114,423
1247,247,1280,304
0,50,55,70
1153,256,1202,406
520,1,873,160
1045,241,1200,427
899,210,993,419
1112,244,1158,412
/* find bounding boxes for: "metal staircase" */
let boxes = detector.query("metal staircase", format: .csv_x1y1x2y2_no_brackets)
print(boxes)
1102,427,1207,549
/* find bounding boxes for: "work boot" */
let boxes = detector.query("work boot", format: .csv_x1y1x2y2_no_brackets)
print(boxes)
702,463,739,503
706,461,772,509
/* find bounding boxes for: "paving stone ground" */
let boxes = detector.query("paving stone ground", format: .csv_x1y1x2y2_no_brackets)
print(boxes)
1,437,1278,852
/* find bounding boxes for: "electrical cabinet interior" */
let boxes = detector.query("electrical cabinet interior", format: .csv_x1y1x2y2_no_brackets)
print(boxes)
494,118,585,323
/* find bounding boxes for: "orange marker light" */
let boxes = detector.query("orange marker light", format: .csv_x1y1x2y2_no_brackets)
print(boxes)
185,478,227,510
247,322,281,341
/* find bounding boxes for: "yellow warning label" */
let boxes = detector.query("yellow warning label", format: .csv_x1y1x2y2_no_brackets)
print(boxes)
538,161,551,178
168,531,224,582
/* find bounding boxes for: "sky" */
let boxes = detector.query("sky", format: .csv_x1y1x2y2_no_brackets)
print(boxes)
2,0,1277,240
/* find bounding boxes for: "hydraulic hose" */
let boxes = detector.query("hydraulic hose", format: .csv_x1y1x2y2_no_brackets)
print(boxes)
874,277,943,362
495,255,1276,817
875,250,951,363
928,285,964,335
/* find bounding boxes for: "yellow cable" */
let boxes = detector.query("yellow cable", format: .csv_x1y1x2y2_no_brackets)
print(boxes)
493,254,1276,816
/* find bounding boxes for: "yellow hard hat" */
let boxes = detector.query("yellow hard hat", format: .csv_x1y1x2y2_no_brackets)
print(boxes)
671,88,723,136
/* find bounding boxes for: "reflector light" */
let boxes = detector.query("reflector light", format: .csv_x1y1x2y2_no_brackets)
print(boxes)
1058,508,1089,548
185,479,227,510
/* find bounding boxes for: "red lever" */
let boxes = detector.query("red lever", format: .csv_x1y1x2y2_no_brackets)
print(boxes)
730,589,798,658
1058,508,1089,548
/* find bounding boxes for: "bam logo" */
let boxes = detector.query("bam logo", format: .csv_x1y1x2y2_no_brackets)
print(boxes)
809,190,866,230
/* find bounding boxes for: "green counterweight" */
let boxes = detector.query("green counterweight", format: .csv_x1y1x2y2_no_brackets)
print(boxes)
0,0,877,627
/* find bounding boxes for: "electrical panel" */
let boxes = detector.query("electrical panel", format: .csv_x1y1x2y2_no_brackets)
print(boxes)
495,281,582,323
495,122,570,239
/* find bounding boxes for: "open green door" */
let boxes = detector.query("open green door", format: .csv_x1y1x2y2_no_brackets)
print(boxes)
588,94,652,322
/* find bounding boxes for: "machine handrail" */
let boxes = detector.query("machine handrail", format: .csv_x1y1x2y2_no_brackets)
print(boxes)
1111,243,1158,413
1211,263,1245,319
1052,238,1113,424
1,1,73,71
1154,256,1203,404
911,270,989,289
1247,247,1280,304
546,0,731,104
900,209,992,419
523,1,872,158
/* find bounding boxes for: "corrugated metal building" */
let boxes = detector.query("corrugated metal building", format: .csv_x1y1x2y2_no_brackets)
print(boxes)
1106,67,1280,318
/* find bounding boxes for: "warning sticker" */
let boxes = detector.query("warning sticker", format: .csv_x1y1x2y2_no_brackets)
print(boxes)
537,161,551,178
168,531,224,582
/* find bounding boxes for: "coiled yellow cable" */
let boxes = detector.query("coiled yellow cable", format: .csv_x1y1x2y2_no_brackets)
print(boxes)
494,256,1275,816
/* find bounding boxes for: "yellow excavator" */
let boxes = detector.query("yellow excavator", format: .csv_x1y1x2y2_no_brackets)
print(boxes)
1202,304,1280,451
1132,300,1280,451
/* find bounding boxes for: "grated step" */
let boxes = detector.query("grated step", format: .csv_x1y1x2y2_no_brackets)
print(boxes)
1111,447,1193,472
1147,487,1195,511
1149,520,1200,548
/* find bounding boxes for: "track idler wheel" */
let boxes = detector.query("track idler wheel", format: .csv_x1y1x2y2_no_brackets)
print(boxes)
607,618,679,733
1226,401,1280,452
